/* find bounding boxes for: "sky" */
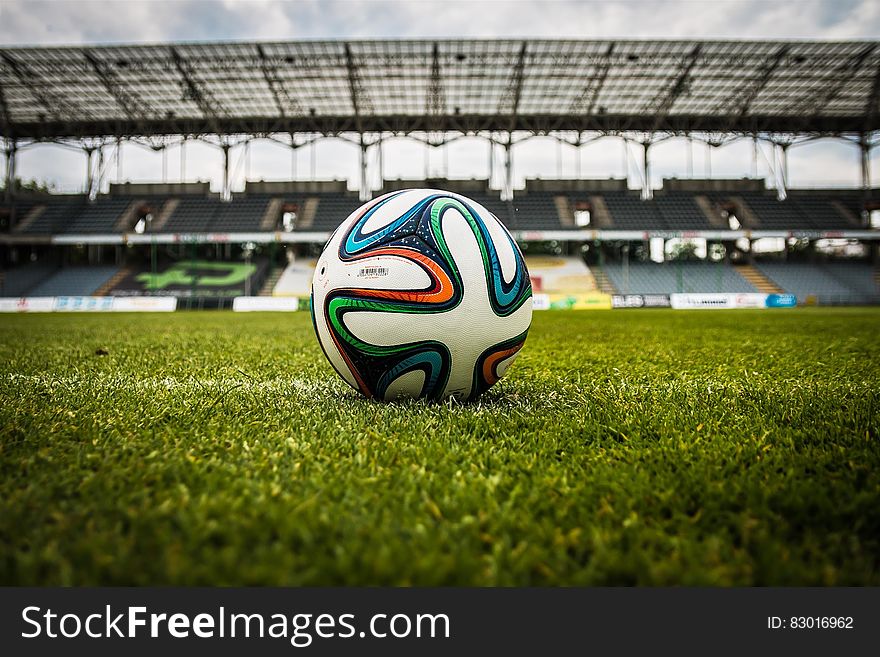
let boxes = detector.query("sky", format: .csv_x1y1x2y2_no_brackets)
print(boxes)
1,0,879,195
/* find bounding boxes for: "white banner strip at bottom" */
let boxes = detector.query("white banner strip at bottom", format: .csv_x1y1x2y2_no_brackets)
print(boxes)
0,296,178,312
232,296,300,312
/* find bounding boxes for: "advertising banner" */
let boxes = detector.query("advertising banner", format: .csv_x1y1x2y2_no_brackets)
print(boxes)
0,297,56,313
54,296,115,312
110,297,178,312
0,297,177,312
232,297,301,312
532,292,612,310
670,293,797,309
765,293,798,308
612,294,671,308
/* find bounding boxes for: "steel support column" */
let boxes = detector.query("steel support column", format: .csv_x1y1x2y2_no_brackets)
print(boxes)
116,137,123,183
642,141,652,200
502,137,513,201
4,139,16,202
84,147,95,197
221,142,230,201
686,135,693,178
752,136,759,179
180,137,186,183
359,134,369,201
782,144,789,190
488,137,494,188
93,145,104,199
779,143,789,200
859,133,871,191
378,133,384,189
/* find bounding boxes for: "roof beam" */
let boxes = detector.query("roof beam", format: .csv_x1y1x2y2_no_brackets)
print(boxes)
501,42,528,132
170,47,223,134
256,44,300,118
864,56,880,132
344,43,371,134
0,74,11,135
569,42,614,115
0,50,70,121
426,42,446,124
83,49,148,122
646,44,702,128
796,43,876,118
729,44,789,120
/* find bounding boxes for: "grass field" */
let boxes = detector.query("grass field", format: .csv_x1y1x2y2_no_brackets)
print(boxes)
1,308,878,585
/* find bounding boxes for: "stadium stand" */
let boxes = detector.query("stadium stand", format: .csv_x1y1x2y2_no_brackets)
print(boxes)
27,266,120,297
66,198,133,233
602,262,758,295
509,192,565,230
654,192,719,230
212,194,273,232
601,192,659,230
17,196,88,234
160,197,222,233
2,180,875,235
0,262,58,296
755,262,879,304
309,193,363,231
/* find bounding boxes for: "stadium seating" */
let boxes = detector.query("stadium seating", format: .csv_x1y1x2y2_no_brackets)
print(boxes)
27,266,120,297
2,184,875,234
755,261,879,304
18,197,88,234
654,193,717,230
509,192,564,230
66,198,133,233
159,197,222,232
601,192,660,230
601,261,757,294
211,194,273,232
0,262,58,296
310,193,363,231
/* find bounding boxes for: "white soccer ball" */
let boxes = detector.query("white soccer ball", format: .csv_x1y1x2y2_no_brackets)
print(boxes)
311,189,532,401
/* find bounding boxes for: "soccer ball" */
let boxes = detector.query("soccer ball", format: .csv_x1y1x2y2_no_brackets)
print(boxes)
311,189,532,401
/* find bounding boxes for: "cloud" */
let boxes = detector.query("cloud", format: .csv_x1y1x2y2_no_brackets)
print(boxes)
2,0,879,44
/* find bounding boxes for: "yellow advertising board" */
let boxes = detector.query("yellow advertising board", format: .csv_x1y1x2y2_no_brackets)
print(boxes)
533,292,613,310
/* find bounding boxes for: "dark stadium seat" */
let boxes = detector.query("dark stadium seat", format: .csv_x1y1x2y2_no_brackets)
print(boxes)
66,197,132,233
509,192,564,231
17,197,88,234
211,194,273,232
159,197,223,233
602,192,664,230
0,262,58,296
602,261,757,294
756,261,879,304
654,192,716,230
309,193,363,231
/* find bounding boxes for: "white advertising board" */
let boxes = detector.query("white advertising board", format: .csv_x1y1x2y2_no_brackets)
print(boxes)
233,296,301,312
671,293,768,309
0,297,56,312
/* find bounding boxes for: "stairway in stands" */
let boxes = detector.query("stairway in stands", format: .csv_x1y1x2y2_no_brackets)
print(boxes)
736,264,783,293
258,267,284,296
94,266,132,296
591,266,618,294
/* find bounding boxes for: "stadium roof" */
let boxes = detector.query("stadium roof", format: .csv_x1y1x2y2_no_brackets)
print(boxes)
1,38,879,140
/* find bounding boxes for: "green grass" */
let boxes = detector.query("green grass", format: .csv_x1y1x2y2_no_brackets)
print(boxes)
1,308,878,585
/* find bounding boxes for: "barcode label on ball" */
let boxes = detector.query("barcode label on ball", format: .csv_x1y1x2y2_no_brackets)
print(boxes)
358,266,389,278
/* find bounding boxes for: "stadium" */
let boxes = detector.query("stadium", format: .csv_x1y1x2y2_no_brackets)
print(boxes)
1,35,879,586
